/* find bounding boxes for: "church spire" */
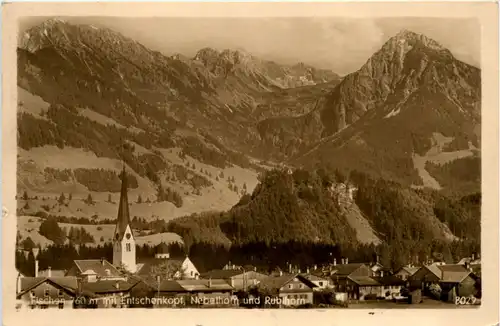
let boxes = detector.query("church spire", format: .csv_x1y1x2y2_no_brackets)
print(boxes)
114,165,132,241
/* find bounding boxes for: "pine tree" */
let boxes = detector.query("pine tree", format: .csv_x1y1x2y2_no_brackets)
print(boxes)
58,192,66,205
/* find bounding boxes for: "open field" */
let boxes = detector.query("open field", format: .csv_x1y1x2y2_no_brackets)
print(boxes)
17,215,182,248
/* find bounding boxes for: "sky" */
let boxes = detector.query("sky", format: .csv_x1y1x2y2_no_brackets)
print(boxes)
20,17,480,75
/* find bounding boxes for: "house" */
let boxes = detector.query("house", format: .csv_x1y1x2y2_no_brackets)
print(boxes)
395,265,420,281
300,273,332,291
129,277,188,307
80,279,140,308
409,263,479,299
136,255,200,280
256,273,316,307
343,274,406,301
373,275,406,299
65,258,126,281
177,279,237,307
438,264,479,301
327,260,373,292
16,276,80,309
200,269,268,290
346,276,382,300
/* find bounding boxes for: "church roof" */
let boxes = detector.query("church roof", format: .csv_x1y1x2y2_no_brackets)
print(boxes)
114,167,134,241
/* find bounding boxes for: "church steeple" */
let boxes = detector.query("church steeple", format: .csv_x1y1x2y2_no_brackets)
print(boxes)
113,165,136,272
114,166,132,241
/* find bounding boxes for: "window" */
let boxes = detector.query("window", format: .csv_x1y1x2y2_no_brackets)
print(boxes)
58,290,64,297
293,295,298,299
288,284,293,289
58,303,64,309
44,289,49,297
190,271,194,277
30,291,35,298
126,243,131,252
318,281,323,286
299,284,304,289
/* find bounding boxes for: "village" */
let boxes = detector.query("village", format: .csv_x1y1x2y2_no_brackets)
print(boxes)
15,169,482,309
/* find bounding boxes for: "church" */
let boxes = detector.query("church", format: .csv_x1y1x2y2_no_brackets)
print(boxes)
66,166,200,281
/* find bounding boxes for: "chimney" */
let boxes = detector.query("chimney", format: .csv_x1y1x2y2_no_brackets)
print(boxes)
289,263,292,273
101,257,105,266
314,264,317,270
279,270,283,277
471,253,475,261
16,273,22,295
114,281,120,290
306,267,310,274
32,248,40,277
333,259,337,266
345,258,348,264
48,266,52,278
254,267,257,272
380,270,384,278
208,278,212,288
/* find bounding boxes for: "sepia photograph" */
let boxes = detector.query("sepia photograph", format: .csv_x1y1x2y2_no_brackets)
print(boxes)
1,2,499,326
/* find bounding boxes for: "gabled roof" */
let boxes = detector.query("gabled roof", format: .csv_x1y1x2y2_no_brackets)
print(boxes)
18,276,80,297
437,264,471,283
425,264,443,279
82,280,137,294
399,266,420,275
114,167,134,241
177,279,233,292
256,273,296,293
373,275,406,286
73,259,122,277
200,269,243,279
257,274,316,293
330,263,365,276
300,273,329,282
348,276,380,286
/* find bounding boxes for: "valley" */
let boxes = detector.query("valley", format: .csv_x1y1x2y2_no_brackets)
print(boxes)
15,19,481,271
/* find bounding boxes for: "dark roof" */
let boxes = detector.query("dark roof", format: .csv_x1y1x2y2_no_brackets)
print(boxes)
200,269,243,279
437,264,469,273
82,280,137,293
438,265,471,283
73,259,122,277
114,167,134,241
18,277,80,297
177,279,233,292
159,280,188,292
331,263,365,276
257,274,296,293
373,275,406,286
156,242,170,254
136,258,184,276
300,273,328,282
348,276,380,286
257,273,316,293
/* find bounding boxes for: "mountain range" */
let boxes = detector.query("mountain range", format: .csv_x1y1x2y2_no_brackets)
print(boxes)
16,19,481,249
